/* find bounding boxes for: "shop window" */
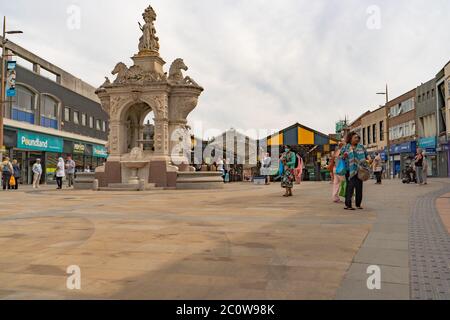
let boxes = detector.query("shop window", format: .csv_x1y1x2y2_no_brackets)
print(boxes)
12,85,35,124
73,111,80,125
40,95,59,129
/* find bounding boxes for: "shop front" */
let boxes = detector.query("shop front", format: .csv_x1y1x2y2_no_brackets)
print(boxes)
5,128,108,185
14,129,64,184
62,141,108,172
418,137,438,177
264,124,338,181
389,141,417,178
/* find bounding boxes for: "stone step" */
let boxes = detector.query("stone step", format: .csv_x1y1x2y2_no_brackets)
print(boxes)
98,187,141,192
99,183,160,192
108,183,156,189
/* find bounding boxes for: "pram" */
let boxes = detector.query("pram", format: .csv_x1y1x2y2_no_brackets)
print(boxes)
402,166,417,184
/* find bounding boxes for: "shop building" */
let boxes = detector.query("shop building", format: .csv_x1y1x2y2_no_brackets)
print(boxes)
436,61,450,177
360,105,388,159
348,110,371,139
261,123,338,181
1,38,108,184
386,89,417,178
416,78,438,177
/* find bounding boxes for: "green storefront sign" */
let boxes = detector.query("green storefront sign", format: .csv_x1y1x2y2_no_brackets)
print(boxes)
93,145,108,158
17,130,63,153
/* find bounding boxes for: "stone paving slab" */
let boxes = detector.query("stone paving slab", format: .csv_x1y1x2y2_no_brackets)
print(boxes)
342,263,409,285
336,279,409,300
353,247,409,268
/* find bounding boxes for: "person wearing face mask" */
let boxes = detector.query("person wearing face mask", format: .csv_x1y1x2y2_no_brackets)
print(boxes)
280,145,296,197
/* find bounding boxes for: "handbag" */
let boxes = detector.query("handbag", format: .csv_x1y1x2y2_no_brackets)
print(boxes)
335,158,347,176
9,176,16,187
358,161,371,182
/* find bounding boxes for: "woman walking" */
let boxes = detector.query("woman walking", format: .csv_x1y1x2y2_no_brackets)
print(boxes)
262,153,272,185
12,160,21,190
331,140,345,203
280,145,296,197
56,157,65,190
341,132,369,210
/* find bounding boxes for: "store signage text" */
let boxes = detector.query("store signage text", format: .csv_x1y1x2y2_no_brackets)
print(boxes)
17,130,63,152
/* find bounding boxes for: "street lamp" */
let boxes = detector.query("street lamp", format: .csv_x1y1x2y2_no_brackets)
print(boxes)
1,16,23,159
376,84,391,179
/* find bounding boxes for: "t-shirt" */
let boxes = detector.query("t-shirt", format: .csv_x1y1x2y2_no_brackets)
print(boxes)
415,155,423,167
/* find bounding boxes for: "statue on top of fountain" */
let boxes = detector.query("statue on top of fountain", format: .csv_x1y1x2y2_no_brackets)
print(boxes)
138,5,160,54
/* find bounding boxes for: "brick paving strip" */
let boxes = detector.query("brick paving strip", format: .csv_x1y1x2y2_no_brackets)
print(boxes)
410,184,450,300
336,180,449,300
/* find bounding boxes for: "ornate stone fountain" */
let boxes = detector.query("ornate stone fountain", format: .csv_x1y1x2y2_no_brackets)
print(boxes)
94,4,207,190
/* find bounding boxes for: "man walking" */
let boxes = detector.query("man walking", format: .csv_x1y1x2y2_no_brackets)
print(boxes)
65,156,76,188
414,148,424,185
32,159,43,189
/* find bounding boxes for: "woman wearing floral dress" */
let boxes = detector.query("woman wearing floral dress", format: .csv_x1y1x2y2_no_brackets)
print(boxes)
280,145,297,197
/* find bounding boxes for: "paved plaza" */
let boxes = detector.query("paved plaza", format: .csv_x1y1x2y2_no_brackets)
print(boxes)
0,179,449,300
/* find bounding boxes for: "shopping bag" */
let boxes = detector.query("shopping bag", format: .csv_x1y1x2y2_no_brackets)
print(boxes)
335,158,347,176
9,176,16,187
339,180,347,198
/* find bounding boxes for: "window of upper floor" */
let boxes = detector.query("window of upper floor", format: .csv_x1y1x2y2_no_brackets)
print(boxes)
389,97,414,118
64,107,71,122
73,111,80,125
12,85,36,124
40,95,59,129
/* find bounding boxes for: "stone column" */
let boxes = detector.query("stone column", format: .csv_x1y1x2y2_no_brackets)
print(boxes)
108,120,122,161
153,117,169,158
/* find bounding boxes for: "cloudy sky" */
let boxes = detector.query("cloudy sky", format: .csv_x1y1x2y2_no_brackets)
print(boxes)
2,0,450,137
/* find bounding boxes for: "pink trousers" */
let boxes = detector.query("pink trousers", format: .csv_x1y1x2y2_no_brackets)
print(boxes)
332,169,343,202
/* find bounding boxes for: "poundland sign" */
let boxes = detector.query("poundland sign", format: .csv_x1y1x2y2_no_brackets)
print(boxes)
17,130,63,152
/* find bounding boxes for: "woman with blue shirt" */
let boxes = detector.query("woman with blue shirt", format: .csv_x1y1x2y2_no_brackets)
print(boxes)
340,132,369,210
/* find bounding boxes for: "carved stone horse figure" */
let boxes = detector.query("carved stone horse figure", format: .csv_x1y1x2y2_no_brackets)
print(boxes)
168,58,188,82
168,59,199,86
112,62,144,84
112,62,130,83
